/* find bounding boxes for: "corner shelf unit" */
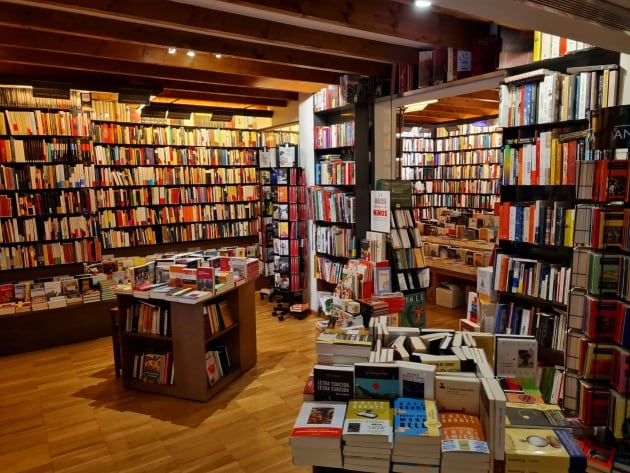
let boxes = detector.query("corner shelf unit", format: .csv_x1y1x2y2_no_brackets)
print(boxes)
116,280,257,402
311,100,372,288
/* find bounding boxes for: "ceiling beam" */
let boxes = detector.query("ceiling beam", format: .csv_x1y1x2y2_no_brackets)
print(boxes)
157,89,288,107
0,2,390,77
0,44,345,88
26,0,420,64
0,63,300,101
197,0,488,49
0,27,366,85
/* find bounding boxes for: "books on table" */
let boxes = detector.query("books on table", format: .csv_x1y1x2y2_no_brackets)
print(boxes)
290,401,346,468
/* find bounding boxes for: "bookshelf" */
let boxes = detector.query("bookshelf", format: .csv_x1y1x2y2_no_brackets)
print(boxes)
311,92,372,290
494,47,621,402
116,280,257,402
564,105,630,435
400,122,502,222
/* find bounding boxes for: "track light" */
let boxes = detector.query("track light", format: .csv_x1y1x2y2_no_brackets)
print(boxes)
187,50,195,58
168,47,176,54
414,0,432,7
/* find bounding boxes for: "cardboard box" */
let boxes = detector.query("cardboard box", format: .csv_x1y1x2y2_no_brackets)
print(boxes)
435,282,465,308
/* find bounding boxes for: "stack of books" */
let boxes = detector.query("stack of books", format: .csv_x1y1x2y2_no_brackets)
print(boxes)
392,398,442,473
289,401,347,469
342,399,393,473
440,412,490,473
99,279,116,300
505,428,586,473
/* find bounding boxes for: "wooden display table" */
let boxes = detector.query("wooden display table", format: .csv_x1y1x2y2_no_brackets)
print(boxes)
421,236,495,304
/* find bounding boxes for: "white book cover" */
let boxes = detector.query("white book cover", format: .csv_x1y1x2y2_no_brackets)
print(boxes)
396,360,436,400
494,335,538,378
435,374,480,415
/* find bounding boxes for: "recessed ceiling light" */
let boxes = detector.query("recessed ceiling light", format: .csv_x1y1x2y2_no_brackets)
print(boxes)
414,0,432,7
187,50,195,58
168,47,176,54
215,53,222,59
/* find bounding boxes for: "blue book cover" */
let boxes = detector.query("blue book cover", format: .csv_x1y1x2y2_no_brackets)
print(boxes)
354,363,399,402
554,429,586,473
393,398,441,439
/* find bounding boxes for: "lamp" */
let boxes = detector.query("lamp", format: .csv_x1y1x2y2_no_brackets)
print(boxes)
32,81,71,100
118,88,155,105
404,99,438,113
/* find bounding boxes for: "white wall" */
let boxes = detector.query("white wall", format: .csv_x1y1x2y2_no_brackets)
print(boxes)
297,93,318,309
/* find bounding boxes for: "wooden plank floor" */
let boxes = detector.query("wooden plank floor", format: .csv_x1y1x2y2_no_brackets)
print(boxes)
0,295,463,473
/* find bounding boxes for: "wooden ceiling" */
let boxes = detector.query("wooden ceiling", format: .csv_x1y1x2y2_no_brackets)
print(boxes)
3,0,623,124
0,0,494,119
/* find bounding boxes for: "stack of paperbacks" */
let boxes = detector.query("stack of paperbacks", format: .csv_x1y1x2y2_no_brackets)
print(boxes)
505,428,586,473
342,399,393,473
315,328,372,365
392,398,442,473
290,400,346,469
439,411,491,473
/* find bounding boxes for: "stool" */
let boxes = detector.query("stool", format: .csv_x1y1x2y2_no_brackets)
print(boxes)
110,307,122,378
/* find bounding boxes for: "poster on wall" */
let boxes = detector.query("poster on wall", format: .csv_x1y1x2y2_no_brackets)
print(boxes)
370,190,390,233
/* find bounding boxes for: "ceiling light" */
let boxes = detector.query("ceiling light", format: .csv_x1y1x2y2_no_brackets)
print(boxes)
187,50,195,58
168,47,176,54
404,99,438,113
414,0,432,7
215,53,222,59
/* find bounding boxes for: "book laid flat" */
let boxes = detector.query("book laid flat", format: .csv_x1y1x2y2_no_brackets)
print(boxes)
313,364,354,402
505,401,571,429
290,401,347,450
343,399,393,445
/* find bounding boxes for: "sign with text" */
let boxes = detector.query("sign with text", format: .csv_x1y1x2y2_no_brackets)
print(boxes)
370,190,390,233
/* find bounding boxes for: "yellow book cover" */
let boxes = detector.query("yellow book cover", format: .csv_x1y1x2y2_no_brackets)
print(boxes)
505,428,569,472
563,208,575,247
532,31,542,62
342,399,393,441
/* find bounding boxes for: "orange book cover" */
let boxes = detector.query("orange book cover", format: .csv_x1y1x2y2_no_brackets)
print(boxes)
440,412,485,440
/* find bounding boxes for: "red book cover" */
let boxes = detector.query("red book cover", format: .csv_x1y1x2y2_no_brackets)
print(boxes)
611,346,630,394
606,159,629,201
584,296,619,340
0,283,15,303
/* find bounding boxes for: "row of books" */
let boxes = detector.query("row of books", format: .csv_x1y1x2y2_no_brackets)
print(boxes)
312,83,349,112
314,159,356,186
0,87,82,110
205,346,230,386
132,351,174,385
3,110,91,137
92,122,260,148
400,148,501,167
0,136,92,163
502,130,580,186
532,31,593,62
93,144,258,167
100,219,259,249
0,237,102,270
497,200,575,247
494,302,567,352
314,122,355,150
577,158,630,203
434,131,502,152
313,255,345,285
15,189,97,216
499,65,619,127
412,193,498,210
308,186,355,224
414,179,499,195
0,214,99,243
314,225,356,259
401,163,502,181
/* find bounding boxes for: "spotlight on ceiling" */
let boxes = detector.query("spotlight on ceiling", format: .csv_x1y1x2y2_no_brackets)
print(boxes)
215,53,222,59
168,47,176,54
414,0,432,7
404,99,438,113
187,50,195,58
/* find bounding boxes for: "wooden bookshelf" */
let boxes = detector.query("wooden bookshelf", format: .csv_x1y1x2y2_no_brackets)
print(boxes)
116,280,257,402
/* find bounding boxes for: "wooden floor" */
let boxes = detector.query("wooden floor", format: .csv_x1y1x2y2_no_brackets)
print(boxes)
0,295,463,473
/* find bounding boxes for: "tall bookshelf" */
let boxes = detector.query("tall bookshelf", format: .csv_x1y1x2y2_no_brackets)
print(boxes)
564,105,630,436
0,88,262,354
493,47,621,403
400,121,502,222
311,89,372,291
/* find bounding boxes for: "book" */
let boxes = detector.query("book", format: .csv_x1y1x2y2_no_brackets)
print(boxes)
313,364,354,402
494,335,537,378
435,374,481,416
505,428,571,472
393,397,442,446
504,401,571,429
353,362,399,402
396,360,436,400
342,399,393,445
290,401,347,450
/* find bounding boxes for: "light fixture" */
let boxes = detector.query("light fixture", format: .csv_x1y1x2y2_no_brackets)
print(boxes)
215,53,222,59
414,0,432,7
168,47,177,54
404,99,438,113
187,50,195,58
